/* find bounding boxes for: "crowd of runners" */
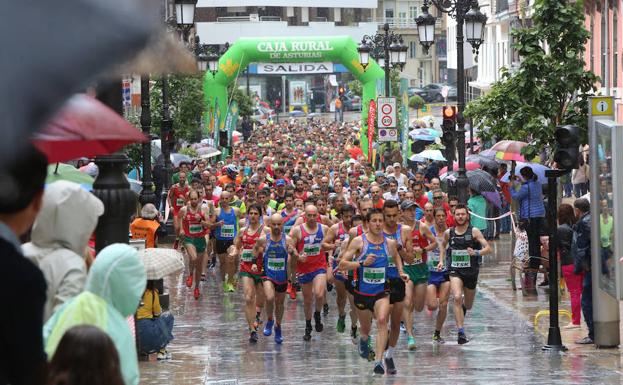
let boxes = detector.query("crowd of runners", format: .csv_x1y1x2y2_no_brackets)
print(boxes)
166,119,491,375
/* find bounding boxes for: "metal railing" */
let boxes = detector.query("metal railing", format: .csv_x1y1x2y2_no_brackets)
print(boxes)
371,17,442,29
216,15,282,22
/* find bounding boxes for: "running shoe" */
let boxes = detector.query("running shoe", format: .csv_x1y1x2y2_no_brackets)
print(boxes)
287,282,297,300
157,349,172,360
249,330,259,344
314,311,324,332
222,281,229,293
193,287,200,300
433,333,446,344
384,357,397,375
327,282,333,292
227,283,236,292
358,337,370,359
200,274,206,282
208,258,216,270
350,326,358,344
407,335,417,350
458,331,469,345
303,325,312,341
263,319,274,336
400,321,406,333
186,275,193,288
373,362,385,375
323,303,329,316
274,325,283,344
336,316,346,333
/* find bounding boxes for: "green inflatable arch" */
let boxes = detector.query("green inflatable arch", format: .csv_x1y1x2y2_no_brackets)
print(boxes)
203,35,385,156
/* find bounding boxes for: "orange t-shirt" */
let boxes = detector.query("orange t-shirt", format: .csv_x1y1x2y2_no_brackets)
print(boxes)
130,218,161,248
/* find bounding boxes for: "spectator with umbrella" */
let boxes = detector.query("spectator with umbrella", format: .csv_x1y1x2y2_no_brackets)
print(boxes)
510,166,546,292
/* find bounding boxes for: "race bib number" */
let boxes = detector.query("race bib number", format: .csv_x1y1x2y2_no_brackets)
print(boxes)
412,252,423,265
241,249,255,262
387,255,396,268
189,224,203,235
362,267,385,284
303,244,321,256
427,251,440,270
176,198,185,206
221,224,235,238
451,250,471,268
268,258,286,271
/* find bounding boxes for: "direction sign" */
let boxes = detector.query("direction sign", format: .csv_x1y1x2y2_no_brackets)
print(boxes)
377,97,397,128
591,97,614,116
378,128,398,142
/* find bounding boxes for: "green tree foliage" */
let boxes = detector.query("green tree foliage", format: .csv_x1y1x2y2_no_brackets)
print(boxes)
409,95,425,109
227,84,254,118
348,79,363,96
464,0,599,160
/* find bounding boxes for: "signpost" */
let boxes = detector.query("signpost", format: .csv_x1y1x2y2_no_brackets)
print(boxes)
377,97,397,129
378,128,398,142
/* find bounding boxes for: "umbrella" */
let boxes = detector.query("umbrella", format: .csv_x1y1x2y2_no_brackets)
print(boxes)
501,162,550,184
197,146,222,159
466,154,500,171
232,130,243,145
46,163,94,189
482,191,502,209
466,169,497,193
138,248,184,280
127,178,142,195
439,162,481,175
32,94,148,163
411,149,446,162
170,153,192,168
481,140,528,162
409,128,441,141
1,0,157,165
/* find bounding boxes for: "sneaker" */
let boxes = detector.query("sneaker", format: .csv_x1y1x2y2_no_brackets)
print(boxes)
575,336,594,345
433,333,445,344
263,319,274,336
323,303,329,316
384,357,397,375
358,337,370,359
303,325,312,341
400,321,406,333
157,349,171,360
458,332,469,345
200,273,206,282
227,283,236,292
274,325,283,344
314,312,324,332
327,282,333,292
287,282,297,300
249,331,259,344
373,362,385,375
407,335,417,350
186,276,193,288
208,259,216,269
193,287,200,300
350,326,358,344
564,323,581,330
336,316,346,333
538,280,550,287
222,281,229,293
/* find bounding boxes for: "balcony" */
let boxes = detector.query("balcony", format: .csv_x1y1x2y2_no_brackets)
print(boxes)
374,18,443,29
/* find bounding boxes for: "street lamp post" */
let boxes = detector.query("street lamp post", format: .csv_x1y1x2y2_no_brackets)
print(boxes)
174,0,197,43
160,75,173,213
138,75,157,206
416,0,487,203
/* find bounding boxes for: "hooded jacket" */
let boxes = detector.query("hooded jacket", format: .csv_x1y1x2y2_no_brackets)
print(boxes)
43,244,147,385
23,180,104,321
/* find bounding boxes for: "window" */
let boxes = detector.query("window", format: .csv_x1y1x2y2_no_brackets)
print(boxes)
614,9,618,87
409,41,417,58
409,6,418,20
398,11,407,26
385,8,394,19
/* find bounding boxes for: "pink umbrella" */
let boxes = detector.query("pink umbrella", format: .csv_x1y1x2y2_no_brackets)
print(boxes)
32,94,147,163
439,161,481,175
481,140,528,162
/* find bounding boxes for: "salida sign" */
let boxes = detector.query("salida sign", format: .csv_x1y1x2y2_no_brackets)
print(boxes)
257,40,334,60
257,62,333,74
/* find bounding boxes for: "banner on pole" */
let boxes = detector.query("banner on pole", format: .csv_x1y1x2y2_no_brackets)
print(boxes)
400,78,409,166
368,99,376,162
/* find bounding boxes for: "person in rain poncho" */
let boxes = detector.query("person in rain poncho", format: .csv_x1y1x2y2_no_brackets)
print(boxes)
23,180,104,322
43,244,147,385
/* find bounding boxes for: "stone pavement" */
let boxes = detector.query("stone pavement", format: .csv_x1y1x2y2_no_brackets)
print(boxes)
140,234,623,384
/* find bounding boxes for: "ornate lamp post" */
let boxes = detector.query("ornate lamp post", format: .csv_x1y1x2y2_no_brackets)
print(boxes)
138,75,157,206
174,0,197,43
416,0,487,203
357,23,408,96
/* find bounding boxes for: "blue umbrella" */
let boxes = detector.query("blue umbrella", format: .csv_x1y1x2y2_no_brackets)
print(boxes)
501,162,550,184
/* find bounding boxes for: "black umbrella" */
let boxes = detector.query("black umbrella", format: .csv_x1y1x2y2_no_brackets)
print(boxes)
0,0,158,163
466,169,497,193
466,154,500,172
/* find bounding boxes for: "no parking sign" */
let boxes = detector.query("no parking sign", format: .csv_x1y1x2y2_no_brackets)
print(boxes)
378,128,398,142
377,97,396,129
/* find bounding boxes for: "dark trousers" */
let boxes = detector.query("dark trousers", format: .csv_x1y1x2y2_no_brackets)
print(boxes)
526,217,544,269
581,272,594,340
563,182,573,198
574,183,588,198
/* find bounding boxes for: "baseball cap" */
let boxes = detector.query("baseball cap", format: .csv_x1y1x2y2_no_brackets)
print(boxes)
400,200,416,211
276,179,286,187
398,186,408,193
375,171,385,178
393,162,401,168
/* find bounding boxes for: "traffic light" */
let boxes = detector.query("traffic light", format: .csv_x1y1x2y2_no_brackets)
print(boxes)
338,85,346,100
442,106,457,131
219,130,228,148
441,106,457,163
554,125,580,170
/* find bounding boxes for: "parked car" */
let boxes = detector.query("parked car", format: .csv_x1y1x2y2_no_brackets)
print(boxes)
408,87,426,98
342,94,361,111
419,83,457,102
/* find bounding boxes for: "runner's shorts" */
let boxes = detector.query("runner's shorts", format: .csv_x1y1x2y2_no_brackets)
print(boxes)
354,291,388,312
215,239,234,254
404,263,429,285
448,268,479,290
388,277,406,304
428,270,449,286
240,271,263,285
183,236,207,253
262,278,288,293
298,269,326,285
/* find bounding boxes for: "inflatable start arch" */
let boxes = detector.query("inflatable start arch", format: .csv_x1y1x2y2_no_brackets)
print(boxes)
203,35,385,156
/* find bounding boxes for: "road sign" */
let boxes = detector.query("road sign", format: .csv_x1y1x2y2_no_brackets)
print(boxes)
591,97,614,116
377,97,396,128
441,85,449,99
378,128,398,142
